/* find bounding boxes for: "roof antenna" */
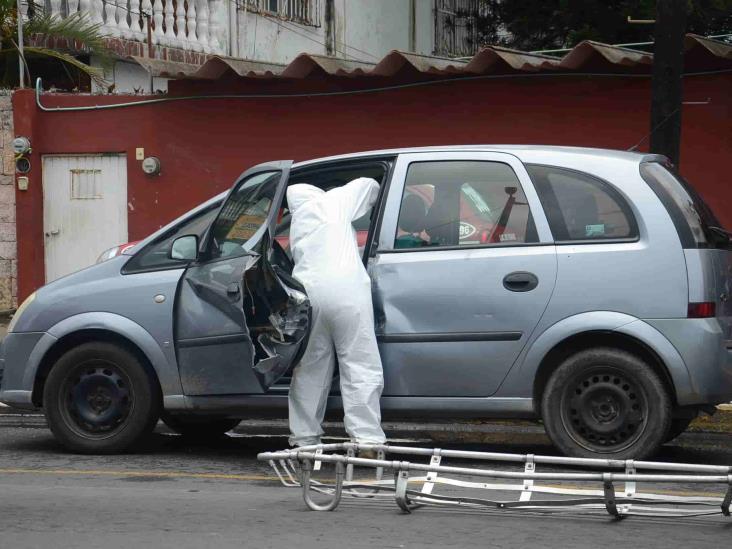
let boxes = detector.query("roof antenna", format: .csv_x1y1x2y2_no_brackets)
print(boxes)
627,98,711,153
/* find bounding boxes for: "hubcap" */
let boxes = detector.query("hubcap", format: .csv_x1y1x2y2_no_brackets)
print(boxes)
561,367,647,453
60,361,133,439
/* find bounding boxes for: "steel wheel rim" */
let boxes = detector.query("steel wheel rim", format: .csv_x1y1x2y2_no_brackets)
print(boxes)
58,359,134,440
559,365,649,454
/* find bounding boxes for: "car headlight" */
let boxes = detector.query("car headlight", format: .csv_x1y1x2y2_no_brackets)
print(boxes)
7,292,36,333
96,246,121,264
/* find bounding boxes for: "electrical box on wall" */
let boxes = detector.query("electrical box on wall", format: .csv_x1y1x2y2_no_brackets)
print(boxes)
142,157,161,176
135,148,145,160
17,176,29,191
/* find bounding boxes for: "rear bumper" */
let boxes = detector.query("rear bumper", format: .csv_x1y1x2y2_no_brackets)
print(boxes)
645,318,732,405
0,331,50,410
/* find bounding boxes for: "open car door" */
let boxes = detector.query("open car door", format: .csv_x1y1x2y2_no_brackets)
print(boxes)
173,161,311,395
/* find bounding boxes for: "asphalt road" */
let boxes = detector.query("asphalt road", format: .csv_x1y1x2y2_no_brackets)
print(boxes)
1,415,732,548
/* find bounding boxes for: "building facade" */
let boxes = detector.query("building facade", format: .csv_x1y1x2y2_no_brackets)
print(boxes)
26,0,443,93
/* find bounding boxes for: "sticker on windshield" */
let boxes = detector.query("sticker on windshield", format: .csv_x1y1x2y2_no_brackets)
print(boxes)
459,222,477,239
585,224,606,237
227,214,265,241
500,233,517,242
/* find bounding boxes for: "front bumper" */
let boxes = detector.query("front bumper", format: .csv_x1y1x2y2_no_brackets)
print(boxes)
0,331,51,409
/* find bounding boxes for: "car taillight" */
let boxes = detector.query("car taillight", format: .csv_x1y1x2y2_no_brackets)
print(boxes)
688,302,716,318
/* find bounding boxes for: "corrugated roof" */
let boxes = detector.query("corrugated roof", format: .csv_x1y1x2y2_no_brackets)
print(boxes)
127,56,200,78
130,34,732,82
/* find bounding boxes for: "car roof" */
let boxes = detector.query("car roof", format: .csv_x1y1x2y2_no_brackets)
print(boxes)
293,145,656,169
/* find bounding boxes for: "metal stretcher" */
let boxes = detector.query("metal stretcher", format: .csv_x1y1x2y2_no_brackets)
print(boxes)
258,442,732,518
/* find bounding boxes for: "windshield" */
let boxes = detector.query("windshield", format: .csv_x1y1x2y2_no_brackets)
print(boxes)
209,171,282,260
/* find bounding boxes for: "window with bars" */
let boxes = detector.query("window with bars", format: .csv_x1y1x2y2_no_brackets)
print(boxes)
244,0,320,27
434,0,493,58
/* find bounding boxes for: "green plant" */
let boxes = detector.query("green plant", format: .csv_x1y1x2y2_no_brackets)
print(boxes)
0,0,113,88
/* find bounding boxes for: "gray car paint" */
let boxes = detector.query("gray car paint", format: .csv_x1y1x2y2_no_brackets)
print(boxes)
2,145,731,420
371,152,558,397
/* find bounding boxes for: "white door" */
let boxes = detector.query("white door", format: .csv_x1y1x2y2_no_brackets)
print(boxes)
43,154,128,282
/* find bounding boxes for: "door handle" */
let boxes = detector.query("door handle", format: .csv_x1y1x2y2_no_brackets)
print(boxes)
44,229,60,237
226,282,240,295
503,271,539,292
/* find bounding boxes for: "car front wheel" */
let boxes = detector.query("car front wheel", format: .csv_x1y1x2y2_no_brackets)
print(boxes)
43,342,161,454
541,347,671,460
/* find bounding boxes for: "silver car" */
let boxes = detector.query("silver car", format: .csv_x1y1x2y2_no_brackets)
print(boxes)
2,146,731,459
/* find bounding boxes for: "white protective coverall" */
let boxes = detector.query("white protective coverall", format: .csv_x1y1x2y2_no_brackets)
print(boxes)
286,177,387,447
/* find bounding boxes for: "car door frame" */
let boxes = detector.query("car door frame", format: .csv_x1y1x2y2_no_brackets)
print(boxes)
369,150,557,401
377,151,553,252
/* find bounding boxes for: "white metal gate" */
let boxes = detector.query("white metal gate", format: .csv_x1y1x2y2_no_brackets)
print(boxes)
42,154,128,282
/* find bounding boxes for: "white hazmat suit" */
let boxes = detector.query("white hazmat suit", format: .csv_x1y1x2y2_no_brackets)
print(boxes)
286,177,387,447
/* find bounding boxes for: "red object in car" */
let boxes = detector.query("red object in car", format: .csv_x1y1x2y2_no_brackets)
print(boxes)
96,241,140,264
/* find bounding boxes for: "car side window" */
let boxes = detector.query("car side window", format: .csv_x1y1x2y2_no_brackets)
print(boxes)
526,165,638,242
208,171,282,260
394,160,538,249
122,203,220,273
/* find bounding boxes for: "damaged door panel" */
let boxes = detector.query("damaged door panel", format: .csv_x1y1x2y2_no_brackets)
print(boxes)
174,161,312,396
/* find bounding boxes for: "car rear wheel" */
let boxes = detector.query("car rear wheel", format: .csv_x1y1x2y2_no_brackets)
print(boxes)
43,342,161,454
161,413,241,439
541,347,671,460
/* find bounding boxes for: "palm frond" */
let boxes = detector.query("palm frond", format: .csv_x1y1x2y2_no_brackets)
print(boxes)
25,11,113,63
24,46,108,87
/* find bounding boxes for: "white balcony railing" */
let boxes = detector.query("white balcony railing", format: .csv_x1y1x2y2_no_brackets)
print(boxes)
38,0,227,54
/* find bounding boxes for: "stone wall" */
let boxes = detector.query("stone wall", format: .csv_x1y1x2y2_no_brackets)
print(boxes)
0,92,16,311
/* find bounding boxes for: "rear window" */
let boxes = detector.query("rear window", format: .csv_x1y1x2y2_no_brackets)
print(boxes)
639,161,729,249
527,165,638,242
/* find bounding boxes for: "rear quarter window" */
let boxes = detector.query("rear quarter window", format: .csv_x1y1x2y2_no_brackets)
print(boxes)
526,164,638,242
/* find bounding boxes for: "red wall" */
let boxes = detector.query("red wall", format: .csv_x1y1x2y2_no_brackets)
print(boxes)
12,72,732,300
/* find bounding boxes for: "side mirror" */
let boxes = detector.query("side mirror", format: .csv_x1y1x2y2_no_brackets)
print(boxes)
170,234,199,261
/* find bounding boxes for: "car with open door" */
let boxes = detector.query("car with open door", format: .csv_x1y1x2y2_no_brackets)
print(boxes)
2,146,731,459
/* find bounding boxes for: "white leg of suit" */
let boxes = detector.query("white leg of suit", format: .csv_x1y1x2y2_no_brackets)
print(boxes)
329,282,386,444
286,177,387,447
287,298,336,447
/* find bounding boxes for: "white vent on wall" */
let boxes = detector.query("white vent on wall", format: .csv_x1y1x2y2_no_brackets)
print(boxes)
70,169,103,200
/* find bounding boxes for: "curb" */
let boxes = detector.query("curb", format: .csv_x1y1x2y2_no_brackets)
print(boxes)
1,405,731,435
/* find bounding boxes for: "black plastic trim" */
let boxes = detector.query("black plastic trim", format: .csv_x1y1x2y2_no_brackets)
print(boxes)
377,331,522,343
178,333,251,348
377,242,555,254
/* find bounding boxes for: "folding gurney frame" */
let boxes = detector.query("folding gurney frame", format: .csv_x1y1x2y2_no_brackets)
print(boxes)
258,443,732,518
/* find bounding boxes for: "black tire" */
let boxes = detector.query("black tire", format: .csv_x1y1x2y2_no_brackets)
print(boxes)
43,342,161,454
161,413,241,439
665,417,694,443
541,347,671,460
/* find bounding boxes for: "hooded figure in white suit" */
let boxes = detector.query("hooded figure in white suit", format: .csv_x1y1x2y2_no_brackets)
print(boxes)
286,177,387,447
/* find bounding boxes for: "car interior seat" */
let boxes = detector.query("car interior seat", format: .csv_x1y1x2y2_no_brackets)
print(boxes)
424,186,460,246
395,193,429,249
567,194,601,238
